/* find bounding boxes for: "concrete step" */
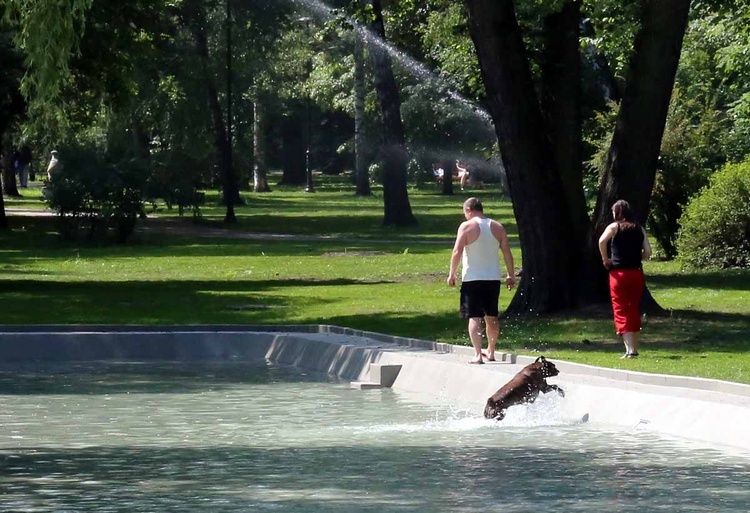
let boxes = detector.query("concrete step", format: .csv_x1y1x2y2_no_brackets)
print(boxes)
350,381,382,390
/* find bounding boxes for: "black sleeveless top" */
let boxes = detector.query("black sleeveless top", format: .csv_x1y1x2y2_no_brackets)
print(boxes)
610,223,644,270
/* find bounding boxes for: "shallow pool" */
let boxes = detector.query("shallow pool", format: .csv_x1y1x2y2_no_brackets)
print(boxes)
1,361,748,512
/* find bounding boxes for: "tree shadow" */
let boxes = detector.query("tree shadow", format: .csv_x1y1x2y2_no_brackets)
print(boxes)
648,269,750,291
0,232,450,266
0,277,408,325
667,309,750,323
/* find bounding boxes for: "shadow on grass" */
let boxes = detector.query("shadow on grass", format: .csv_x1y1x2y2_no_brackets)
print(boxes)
3,278,444,326
520,338,749,356
668,309,750,322
166,188,518,238
0,224,451,263
648,269,750,291
4,276,745,346
219,211,518,238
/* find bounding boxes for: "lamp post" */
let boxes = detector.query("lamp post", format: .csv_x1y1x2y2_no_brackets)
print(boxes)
298,16,315,193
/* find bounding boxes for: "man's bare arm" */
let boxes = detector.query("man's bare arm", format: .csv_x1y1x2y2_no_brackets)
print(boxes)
492,221,516,289
447,223,468,287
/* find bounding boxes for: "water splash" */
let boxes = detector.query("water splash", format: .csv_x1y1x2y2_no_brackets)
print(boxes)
289,0,494,126
338,393,570,434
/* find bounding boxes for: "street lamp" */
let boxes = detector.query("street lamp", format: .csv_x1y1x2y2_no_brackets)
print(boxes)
298,16,315,193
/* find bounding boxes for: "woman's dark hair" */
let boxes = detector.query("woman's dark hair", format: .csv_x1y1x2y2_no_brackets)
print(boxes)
612,199,637,228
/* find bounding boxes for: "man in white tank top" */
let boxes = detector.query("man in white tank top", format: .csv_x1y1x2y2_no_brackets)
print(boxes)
447,198,516,364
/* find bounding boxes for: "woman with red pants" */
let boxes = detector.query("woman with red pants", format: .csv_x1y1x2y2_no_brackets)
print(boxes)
598,200,653,358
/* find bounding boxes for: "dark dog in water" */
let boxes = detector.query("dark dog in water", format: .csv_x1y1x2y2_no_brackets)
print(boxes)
484,356,565,421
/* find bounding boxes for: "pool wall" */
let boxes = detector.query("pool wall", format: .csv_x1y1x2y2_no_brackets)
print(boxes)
2,325,749,451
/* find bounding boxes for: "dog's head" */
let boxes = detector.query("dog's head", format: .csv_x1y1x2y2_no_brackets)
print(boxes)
533,356,560,378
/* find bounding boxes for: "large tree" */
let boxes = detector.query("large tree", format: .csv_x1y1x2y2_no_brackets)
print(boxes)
465,0,691,314
181,0,239,223
0,11,26,220
368,0,416,226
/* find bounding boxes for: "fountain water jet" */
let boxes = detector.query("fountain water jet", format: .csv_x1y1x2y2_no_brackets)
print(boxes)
289,0,495,126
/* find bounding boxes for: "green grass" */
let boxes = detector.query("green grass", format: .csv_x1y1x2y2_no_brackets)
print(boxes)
3,181,47,210
2,175,749,383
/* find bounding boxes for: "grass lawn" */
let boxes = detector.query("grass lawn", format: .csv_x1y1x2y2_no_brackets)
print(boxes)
2,181,48,210
2,175,749,383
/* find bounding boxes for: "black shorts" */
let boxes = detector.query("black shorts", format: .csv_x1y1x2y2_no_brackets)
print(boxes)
460,280,501,318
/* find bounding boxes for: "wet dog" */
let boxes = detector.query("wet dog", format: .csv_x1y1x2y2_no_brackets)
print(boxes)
484,356,565,421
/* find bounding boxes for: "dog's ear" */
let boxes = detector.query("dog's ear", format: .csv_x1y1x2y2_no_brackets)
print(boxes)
535,356,547,363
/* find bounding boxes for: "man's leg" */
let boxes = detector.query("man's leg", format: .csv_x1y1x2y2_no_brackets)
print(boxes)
484,316,499,360
468,317,484,363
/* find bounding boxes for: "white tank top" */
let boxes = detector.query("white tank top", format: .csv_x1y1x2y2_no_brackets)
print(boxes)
462,217,502,281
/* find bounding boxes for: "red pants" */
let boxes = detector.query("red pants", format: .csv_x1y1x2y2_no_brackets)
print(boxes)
609,269,645,335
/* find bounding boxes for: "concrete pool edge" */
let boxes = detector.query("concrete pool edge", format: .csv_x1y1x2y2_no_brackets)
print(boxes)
3,323,747,397
2,324,749,451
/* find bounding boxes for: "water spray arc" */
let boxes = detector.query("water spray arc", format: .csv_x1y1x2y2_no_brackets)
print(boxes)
289,0,494,126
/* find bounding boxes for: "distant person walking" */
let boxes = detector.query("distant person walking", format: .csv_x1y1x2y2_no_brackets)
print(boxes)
17,145,32,187
447,197,516,364
598,199,653,358
46,150,62,181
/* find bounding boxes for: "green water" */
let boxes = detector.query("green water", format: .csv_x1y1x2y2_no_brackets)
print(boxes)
1,361,749,512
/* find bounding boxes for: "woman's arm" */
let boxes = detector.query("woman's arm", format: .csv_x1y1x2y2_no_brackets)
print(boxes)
641,226,653,260
598,223,617,269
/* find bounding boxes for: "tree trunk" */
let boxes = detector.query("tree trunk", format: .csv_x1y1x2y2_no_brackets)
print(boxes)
1,147,20,198
280,107,307,185
191,16,238,223
369,0,417,226
591,0,691,314
353,35,371,196
253,100,271,192
465,0,690,316
130,120,150,160
0,186,6,229
465,0,578,314
540,1,588,243
0,135,8,229
593,0,691,232
441,159,454,195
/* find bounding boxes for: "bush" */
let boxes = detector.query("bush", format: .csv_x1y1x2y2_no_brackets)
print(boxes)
144,153,205,218
675,160,750,268
45,147,148,243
